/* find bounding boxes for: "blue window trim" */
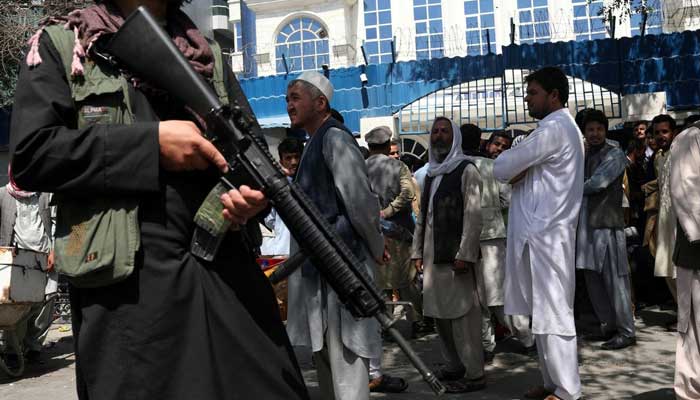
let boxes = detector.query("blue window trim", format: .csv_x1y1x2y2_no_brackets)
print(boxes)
464,0,496,56
414,0,443,60
630,0,663,36
517,0,550,44
234,21,243,53
275,16,329,74
572,0,608,41
364,0,393,64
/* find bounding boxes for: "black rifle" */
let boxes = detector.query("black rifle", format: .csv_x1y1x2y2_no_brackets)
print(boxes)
104,7,445,395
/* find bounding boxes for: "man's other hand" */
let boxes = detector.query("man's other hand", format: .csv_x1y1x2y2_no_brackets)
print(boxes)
452,259,473,274
221,185,268,226
509,170,527,184
47,250,55,272
414,258,423,273
159,120,229,172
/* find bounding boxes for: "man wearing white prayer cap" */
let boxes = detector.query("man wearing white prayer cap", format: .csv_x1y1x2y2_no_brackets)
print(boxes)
285,70,385,400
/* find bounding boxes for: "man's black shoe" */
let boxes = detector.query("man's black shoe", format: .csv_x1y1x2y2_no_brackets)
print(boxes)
369,374,408,393
412,321,435,336
522,343,538,357
25,350,43,364
433,365,466,381
601,335,636,350
484,350,494,364
580,331,615,342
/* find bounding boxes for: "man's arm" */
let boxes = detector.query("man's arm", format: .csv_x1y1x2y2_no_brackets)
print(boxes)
583,147,627,195
498,182,511,210
324,129,384,260
493,123,559,183
670,128,700,243
455,164,483,264
410,190,425,272
10,35,160,194
382,163,415,218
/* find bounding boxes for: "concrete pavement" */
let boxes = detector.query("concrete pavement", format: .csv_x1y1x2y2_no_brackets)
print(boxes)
0,306,678,399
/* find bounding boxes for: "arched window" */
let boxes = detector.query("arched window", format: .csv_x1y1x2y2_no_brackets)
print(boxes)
275,16,330,74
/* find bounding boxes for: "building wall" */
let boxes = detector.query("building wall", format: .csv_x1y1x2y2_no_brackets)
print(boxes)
232,0,699,78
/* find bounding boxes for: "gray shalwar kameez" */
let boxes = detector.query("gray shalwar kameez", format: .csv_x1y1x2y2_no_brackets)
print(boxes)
575,145,635,339
411,122,484,381
287,125,384,400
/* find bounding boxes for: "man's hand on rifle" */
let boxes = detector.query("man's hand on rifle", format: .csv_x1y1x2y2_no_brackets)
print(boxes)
220,185,269,226
158,120,229,172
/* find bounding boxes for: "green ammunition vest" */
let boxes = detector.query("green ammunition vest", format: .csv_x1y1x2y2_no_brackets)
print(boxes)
44,25,229,287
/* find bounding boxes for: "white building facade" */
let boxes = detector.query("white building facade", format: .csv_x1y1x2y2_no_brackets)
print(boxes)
225,0,692,77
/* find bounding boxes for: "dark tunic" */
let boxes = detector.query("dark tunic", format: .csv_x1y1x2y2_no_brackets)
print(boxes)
10,34,309,400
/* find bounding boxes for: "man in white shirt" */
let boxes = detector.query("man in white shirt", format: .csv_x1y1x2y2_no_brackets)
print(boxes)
494,67,584,400
260,138,303,256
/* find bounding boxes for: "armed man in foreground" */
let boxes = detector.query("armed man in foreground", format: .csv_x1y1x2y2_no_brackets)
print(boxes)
10,0,309,399
285,71,384,400
494,67,584,400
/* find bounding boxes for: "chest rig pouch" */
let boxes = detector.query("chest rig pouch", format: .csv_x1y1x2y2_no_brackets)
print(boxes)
45,25,141,288
45,26,232,286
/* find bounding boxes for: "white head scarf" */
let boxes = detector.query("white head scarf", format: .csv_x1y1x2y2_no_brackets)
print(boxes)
427,117,468,178
425,117,470,214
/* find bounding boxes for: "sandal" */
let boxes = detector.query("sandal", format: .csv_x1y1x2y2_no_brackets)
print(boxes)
369,374,408,393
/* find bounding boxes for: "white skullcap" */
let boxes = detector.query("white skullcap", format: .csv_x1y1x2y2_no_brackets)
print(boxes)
294,71,334,103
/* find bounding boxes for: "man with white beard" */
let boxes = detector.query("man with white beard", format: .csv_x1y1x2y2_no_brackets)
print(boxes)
411,116,484,393
494,67,584,400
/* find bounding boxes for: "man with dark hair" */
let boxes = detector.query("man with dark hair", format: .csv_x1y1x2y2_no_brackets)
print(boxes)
486,131,512,159
525,67,570,117
277,137,304,172
389,139,401,160
9,0,308,399
651,114,679,303
364,126,415,394
575,109,636,350
462,124,534,361
285,71,384,400
412,117,484,393
575,108,596,133
260,137,304,256
494,67,583,400
633,120,648,141
460,123,483,156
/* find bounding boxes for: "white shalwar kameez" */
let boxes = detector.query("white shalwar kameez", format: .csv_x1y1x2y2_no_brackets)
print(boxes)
493,108,584,400
669,125,700,399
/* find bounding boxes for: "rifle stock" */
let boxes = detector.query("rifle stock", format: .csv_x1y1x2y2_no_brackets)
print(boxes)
106,7,445,395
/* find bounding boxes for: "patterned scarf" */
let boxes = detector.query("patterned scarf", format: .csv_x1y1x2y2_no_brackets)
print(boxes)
26,1,214,79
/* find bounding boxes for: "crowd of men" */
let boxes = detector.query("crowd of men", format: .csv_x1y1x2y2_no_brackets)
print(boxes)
259,68,700,400
1,1,697,399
